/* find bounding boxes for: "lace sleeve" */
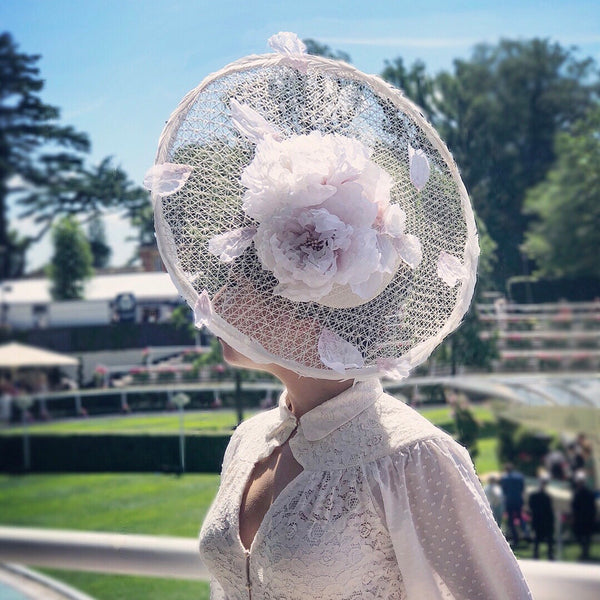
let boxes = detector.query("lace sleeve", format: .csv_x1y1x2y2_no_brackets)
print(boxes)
369,437,532,599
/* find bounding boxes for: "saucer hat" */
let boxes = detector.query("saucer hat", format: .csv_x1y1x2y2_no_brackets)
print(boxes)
145,33,479,380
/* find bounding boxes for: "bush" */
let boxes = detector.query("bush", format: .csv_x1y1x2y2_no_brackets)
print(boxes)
496,417,553,476
130,368,150,384
497,417,519,464
453,405,480,460
513,429,553,476
157,369,176,383
0,434,231,473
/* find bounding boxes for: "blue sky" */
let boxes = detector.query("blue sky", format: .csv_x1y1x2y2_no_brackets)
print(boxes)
2,0,599,271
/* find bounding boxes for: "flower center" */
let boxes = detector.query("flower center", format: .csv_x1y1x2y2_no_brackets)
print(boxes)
303,236,326,252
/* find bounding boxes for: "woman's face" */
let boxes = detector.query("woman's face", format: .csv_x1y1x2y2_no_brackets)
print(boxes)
212,270,321,372
218,338,262,370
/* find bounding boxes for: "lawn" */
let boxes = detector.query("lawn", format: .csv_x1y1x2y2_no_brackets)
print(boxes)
38,571,210,600
3,404,501,474
419,404,500,474
0,403,504,599
0,473,218,599
2,409,258,435
0,473,219,536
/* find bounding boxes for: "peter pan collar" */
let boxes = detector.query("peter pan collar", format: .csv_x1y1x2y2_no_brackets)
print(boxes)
268,379,384,443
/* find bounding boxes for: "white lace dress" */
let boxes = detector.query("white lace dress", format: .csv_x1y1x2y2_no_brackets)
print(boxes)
199,380,532,599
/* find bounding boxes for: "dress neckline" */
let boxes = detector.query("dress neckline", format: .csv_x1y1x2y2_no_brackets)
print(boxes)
271,379,383,442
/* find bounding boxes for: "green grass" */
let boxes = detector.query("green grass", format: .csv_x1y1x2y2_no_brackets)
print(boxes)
3,404,502,475
511,539,600,563
38,570,210,600
2,409,257,436
419,404,500,475
0,403,503,599
3,404,493,436
419,404,497,429
0,473,219,600
0,473,219,536
475,437,500,474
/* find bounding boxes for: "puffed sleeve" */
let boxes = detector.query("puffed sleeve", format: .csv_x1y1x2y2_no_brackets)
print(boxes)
369,437,532,599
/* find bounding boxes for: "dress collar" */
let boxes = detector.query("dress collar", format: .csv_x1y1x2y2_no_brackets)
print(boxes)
268,379,384,443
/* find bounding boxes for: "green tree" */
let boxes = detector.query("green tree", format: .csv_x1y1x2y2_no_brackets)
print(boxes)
433,304,498,375
430,216,498,374
47,216,93,300
433,39,598,287
454,406,480,460
522,105,600,278
19,156,149,244
0,32,89,277
170,304,195,338
127,201,155,264
87,214,111,269
303,39,351,63
195,337,224,367
381,57,434,117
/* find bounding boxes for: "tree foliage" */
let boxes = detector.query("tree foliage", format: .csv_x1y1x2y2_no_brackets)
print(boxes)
432,303,498,374
18,155,149,244
381,58,434,118
87,214,111,269
522,105,600,278
429,215,498,373
453,404,480,460
0,32,89,277
303,39,351,63
127,202,155,263
432,39,598,287
47,216,93,300
170,304,195,337
1,32,151,275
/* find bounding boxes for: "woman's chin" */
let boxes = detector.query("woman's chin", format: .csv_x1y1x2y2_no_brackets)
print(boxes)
218,338,255,369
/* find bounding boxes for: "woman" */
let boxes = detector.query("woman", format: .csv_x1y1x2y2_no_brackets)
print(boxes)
145,32,532,599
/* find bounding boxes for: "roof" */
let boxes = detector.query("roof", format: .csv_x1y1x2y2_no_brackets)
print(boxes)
0,342,79,368
2,272,180,304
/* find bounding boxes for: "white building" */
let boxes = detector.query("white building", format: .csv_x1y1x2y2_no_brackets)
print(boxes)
1,272,181,330
0,272,193,383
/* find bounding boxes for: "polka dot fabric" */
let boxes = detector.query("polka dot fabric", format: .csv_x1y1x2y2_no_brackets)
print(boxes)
199,381,533,599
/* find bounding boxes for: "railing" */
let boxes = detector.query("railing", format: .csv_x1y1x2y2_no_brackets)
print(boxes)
0,527,599,599
476,300,600,372
2,380,283,422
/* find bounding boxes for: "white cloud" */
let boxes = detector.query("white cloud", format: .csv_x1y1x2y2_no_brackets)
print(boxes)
325,37,480,49
62,97,107,121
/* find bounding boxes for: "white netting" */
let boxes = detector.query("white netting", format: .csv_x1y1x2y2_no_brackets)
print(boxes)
151,51,478,380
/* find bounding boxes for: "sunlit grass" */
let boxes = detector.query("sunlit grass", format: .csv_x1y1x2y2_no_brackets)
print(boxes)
0,473,220,537
3,403,503,475
2,409,259,436
1,401,596,600
39,570,210,600
419,404,500,475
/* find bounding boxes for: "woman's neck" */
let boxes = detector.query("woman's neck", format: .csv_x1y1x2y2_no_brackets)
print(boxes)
271,366,354,419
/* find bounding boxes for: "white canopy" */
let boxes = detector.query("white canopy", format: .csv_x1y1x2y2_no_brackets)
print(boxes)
0,342,79,369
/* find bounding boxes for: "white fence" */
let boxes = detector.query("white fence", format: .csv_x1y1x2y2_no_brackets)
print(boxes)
0,527,599,599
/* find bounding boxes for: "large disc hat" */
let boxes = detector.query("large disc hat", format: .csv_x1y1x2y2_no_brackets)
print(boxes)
145,33,479,381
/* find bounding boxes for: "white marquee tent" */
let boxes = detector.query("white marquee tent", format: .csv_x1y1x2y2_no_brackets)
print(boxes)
0,342,78,369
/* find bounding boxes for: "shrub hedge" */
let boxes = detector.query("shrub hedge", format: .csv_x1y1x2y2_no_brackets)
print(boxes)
0,434,231,474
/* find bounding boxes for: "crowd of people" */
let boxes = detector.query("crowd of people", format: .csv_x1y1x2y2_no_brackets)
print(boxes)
483,434,598,561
